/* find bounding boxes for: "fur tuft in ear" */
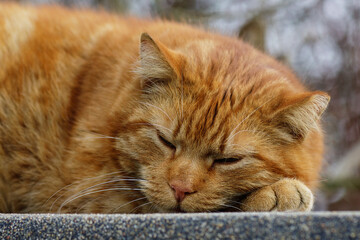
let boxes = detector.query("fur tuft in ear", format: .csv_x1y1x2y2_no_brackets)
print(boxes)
137,33,181,89
273,91,330,141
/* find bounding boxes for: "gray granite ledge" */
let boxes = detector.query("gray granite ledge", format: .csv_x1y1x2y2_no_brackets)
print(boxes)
1,212,360,239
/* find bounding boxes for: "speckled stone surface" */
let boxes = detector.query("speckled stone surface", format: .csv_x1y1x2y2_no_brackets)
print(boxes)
1,212,360,239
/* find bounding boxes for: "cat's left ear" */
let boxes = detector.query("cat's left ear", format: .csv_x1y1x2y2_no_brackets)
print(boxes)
137,33,182,88
272,91,330,142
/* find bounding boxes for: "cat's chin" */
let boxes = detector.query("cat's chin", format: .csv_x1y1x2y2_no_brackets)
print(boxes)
151,204,186,213
162,204,240,213
167,207,187,213
161,208,193,213
149,202,196,213
156,204,216,213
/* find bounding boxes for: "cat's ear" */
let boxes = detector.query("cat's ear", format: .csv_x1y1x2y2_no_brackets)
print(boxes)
137,33,182,88
272,91,330,142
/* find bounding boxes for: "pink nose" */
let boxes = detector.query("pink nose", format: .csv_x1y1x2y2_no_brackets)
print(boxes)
170,180,195,202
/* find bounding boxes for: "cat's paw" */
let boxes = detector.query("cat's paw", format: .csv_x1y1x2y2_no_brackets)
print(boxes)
240,178,313,212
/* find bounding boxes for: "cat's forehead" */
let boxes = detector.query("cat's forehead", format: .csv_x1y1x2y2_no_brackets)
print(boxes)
155,84,260,154
181,41,261,91
154,39,288,151
184,40,238,72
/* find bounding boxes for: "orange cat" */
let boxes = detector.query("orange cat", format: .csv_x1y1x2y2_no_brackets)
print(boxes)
0,3,329,213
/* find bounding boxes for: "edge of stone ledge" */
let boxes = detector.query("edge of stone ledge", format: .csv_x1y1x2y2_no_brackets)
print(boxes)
1,212,360,240
1,211,360,217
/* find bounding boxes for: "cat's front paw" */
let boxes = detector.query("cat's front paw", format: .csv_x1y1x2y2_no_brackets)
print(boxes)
240,178,313,212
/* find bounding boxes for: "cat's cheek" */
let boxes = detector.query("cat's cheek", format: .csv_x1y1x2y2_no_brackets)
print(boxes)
138,162,177,208
115,133,165,162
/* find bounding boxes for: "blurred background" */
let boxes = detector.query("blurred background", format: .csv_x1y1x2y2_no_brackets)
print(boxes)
8,0,360,210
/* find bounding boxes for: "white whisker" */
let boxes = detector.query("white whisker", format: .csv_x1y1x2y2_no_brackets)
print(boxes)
48,171,124,211
47,171,137,211
72,178,144,199
58,187,143,213
130,201,153,213
75,195,103,213
112,197,148,213
220,203,242,212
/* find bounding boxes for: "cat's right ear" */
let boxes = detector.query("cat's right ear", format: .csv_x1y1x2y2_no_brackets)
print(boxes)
137,33,182,89
272,91,330,142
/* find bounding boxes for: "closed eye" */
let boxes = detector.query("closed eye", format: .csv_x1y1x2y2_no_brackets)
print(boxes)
213,157,243,165
157,132,176,150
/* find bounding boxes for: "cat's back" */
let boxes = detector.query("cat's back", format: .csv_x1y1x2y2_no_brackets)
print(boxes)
0,4,151,212
0,3,144,136
0,3,141,75
0,4,153,158
0,4,108,153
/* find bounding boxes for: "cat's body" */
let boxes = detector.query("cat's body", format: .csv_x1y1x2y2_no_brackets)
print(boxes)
0,4,329,213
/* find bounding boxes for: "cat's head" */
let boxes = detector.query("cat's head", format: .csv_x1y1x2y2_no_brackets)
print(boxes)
113,33,330,213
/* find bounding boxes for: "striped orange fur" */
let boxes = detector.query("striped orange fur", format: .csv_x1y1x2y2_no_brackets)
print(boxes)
0,3,329,213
